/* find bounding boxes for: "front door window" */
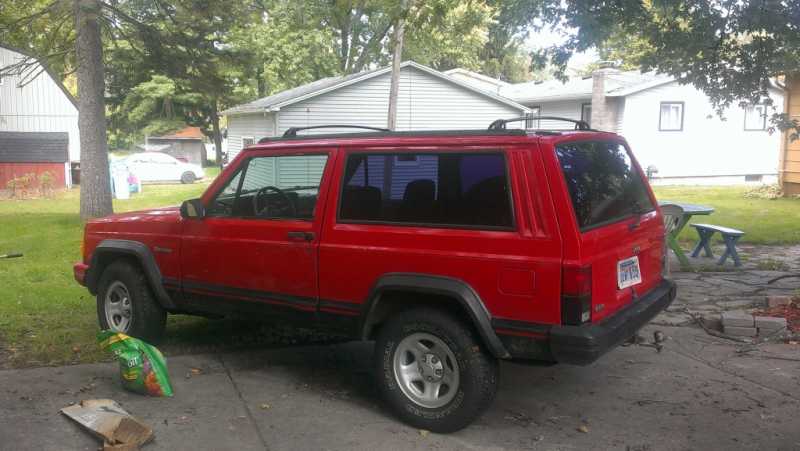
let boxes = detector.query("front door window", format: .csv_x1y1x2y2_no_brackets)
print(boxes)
208,154,328,220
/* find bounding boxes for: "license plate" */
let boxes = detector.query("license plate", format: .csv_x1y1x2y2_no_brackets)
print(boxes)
617,256,642,289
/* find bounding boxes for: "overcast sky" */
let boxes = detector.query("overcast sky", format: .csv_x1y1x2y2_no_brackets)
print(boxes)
523,26,599,73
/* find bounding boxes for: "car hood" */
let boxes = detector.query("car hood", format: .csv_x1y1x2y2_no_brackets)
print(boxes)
88,206,182,229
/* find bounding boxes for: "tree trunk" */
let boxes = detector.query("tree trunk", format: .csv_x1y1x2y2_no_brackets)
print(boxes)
75,0,112,220
387,0,411,131
210,101,223,169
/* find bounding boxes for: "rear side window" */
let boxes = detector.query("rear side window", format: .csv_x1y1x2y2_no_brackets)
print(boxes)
556,141,654,231
339,152,513,229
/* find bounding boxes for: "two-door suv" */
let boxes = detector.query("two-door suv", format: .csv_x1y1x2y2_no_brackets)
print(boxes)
75,118,676,432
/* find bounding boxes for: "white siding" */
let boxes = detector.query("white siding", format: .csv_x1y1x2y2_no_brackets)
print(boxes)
226,112,275,159
524,99,589,129
620,81,784,180
276,66,524,135
0,47,80,162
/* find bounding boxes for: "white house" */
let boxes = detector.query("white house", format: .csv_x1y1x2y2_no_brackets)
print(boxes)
451,68,786,186
222,61,529,160
0,44,79,188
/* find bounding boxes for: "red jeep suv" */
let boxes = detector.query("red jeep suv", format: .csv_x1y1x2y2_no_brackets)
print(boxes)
74,118,675,432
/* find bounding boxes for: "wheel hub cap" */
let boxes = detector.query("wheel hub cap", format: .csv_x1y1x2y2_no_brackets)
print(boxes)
393,332,460,409
420,354,444,382
104,281,132,332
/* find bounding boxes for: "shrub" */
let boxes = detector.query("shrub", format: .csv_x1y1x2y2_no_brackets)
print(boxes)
38,171,55,197
6,173,36,199
743,184,784,200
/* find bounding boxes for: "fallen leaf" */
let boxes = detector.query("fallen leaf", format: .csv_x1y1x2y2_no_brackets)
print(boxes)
260,403,271,410
419,429,429,437
72,346,80,353
578,424,589,433
191,368,202,375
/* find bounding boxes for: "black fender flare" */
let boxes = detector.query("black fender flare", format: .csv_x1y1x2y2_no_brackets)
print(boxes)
360,273,510,359
85,239,176,309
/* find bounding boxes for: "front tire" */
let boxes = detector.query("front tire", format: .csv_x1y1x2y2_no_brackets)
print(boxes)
97,260,166,343
180,171,196,184
374,308,499,433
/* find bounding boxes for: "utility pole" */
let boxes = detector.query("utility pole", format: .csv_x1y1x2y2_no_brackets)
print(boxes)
387,0,412,131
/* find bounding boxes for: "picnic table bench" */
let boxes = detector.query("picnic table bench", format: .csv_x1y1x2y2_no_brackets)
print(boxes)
657,200,715,268
690,223,745,267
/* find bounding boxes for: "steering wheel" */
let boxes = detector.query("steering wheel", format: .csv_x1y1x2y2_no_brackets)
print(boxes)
253,186,296,217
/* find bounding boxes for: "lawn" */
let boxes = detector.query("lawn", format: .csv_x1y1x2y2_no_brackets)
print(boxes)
652,186,800,245
1,183,798,368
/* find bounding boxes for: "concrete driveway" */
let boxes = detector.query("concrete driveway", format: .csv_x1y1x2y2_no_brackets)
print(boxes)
1,326,798,451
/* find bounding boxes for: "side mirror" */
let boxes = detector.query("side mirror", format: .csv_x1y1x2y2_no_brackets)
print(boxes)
180,198,205,219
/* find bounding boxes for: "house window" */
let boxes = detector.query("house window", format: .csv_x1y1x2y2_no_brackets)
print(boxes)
659,102,684,131
525,107,541,128
744,105,767,131
241,137,255,148
581,103,592,127
340,152,513,229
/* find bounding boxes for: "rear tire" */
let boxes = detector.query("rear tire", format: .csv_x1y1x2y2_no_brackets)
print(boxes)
96,260,166,343
181,171,196,184
374,307,498,433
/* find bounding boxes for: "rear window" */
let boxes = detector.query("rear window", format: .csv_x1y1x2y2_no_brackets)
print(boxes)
555,141,654,231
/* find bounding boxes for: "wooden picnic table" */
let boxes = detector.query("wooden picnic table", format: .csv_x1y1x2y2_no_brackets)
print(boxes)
658,200,715,268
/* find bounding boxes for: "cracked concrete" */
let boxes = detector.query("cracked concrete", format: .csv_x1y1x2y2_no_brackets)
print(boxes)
653,244,799,328
1,326,799,451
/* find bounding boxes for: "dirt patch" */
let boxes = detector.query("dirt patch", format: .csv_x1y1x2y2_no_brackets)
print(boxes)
754,297,800,333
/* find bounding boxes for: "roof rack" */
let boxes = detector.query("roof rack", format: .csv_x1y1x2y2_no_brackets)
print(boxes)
282,125,390,138
488,116,592,131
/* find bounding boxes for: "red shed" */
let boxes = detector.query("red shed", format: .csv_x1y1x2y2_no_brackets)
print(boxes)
0,131,69,189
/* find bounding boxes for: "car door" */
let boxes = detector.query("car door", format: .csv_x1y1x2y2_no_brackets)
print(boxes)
179,150,332,317
149,152,180,181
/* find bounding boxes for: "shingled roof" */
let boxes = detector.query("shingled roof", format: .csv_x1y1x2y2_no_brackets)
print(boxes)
0,132,69,163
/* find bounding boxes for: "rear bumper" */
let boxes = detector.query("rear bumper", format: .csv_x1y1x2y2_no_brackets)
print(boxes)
73,262,89,287
549,279,676,365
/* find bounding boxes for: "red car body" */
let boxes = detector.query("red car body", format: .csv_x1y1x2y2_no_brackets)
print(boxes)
75,128,675,365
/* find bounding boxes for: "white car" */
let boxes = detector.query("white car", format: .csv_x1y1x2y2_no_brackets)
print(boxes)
124,152,205,184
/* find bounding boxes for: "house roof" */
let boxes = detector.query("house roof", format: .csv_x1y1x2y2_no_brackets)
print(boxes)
0,43,77,109
444,68,510,88
153,126,204,140
135,143,172,152
222,61,529,116
501,70,674,104
0,131,69,163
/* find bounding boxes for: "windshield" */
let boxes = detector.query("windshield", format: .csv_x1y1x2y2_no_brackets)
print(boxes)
556,140,654,231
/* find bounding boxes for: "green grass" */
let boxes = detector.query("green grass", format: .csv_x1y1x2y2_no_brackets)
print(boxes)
0,170,223,368
652,186,800,245
1,182,798,368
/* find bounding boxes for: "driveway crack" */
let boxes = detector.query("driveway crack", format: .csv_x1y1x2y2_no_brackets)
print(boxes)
219,354,270,450
667,347,800,403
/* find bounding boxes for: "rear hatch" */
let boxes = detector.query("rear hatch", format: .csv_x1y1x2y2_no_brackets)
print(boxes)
555,140,664,323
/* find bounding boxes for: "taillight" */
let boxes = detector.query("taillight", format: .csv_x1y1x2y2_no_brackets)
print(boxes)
561,265,592,325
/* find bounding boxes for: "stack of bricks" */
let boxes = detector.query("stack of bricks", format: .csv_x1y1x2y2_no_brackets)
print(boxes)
721,311,788,337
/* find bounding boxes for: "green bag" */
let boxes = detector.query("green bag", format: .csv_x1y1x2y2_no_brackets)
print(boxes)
98,330,174,397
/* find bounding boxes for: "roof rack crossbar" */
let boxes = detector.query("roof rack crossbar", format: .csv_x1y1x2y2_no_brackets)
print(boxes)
282,124,390,138
488,116,592,131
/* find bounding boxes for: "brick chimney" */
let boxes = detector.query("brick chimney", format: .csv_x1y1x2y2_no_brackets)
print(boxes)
590,64,621,132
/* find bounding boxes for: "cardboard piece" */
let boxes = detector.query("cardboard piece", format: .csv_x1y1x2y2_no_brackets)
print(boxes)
61,399,153,450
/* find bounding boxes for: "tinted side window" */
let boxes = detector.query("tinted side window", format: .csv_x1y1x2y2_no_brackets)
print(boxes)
339,152,513,228
208,154,327,219
556,141,654,231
